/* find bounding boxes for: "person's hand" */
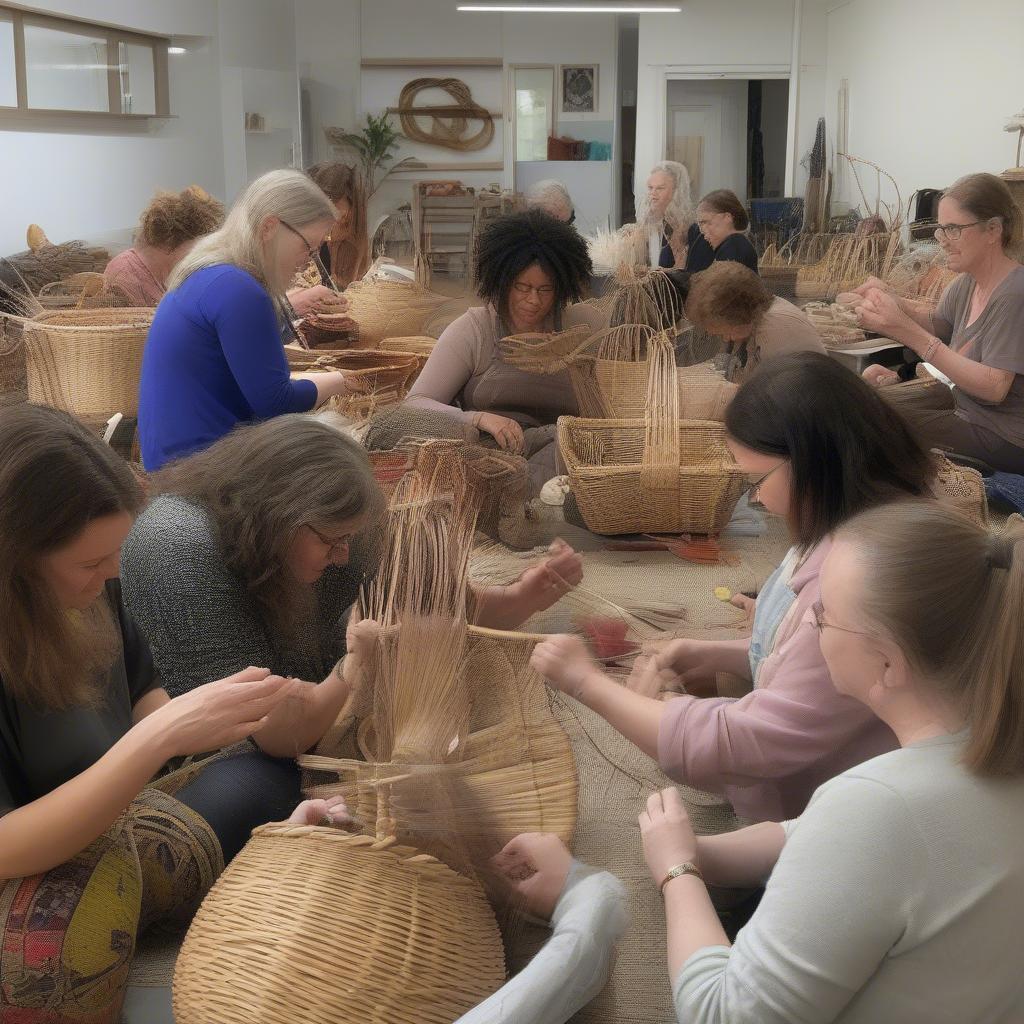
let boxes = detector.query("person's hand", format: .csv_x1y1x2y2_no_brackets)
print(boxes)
862,363,900,387
287,795,355,828
626,653,684,698
474,413,525,454
514,539,583,614
492,832,573,920
856,287,914,342
290,285,348,318
150,667,298,757
639,788,699,886
852,275,893,298
651,639,722,693
345,617,381,660
530,634,601,699
729,592,757,618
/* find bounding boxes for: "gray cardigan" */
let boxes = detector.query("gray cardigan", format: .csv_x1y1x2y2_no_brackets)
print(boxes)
120,494,370,696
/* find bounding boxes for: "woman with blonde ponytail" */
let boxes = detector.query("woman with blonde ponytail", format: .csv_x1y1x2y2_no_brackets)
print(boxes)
621,499,1024,1023
138,169,354,471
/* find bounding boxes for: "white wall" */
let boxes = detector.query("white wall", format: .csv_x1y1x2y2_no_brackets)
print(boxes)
635,0,828,203
825,0,1024,219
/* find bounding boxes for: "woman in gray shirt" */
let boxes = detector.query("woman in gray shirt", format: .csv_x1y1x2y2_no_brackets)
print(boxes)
857,172,1024,472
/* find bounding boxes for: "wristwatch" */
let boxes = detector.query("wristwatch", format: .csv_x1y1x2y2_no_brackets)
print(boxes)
659,861,704,892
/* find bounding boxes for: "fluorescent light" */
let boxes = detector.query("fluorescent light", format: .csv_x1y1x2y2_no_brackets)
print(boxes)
458,5,682,11
167,46,186,55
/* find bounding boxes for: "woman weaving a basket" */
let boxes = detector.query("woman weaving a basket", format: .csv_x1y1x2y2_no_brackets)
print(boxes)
856,172,1024,473
685,261,824,383
403,209,605,495
0,404,315,1023
684,189,759,275
532,353,936,826
137,169,355,471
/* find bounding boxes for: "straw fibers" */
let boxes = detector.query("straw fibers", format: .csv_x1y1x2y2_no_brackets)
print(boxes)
173,828,506,1024
342,277,465,347
36,271,129,311
22,307,153,418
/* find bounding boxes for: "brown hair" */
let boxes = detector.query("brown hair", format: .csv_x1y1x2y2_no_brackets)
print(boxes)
151,415,383,646
0,403,143,709
698,189,749,231
837,500,1024,776
943,173,1023,254
137,185,225,251
686,261,773,330
306,162,370,287
725,352,934,550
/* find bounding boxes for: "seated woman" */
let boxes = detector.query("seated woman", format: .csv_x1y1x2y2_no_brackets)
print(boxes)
856,172,1024,473
684,189,759,275
285,161,370,319
685,261,824,381
404,209,599,495
138,169,354,471
0,404,313,1022
102,185,225,307
121,415,583,706
531,352,934,825
641,161,694,270
525,179,576,223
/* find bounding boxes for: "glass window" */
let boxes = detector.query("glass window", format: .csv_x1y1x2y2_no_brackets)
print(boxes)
117,41,155,115
514,67,554,162
24,22,110,112
0,15,15,107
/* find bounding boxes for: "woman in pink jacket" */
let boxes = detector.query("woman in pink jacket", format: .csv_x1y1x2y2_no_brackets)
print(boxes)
533,352,935,823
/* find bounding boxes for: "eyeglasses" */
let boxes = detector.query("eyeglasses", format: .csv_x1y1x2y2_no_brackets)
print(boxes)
307,524,355,558
934,221,982,241
811,600,870,638
511,282,555,298
743,460,786,505
279,219,319,263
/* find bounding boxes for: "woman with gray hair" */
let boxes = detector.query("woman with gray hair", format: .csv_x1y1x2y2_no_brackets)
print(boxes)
138,169,354,471
636,160,694,269
525,179,575,223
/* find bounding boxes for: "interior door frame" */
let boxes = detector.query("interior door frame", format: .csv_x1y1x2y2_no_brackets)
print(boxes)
506,62,556,189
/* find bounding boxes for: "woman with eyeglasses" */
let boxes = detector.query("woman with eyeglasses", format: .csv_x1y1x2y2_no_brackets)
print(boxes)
137,169,355,472
404,209,600,494
531,353,933,825
855,172,1024,472
683,189,759,275
121,416,583,723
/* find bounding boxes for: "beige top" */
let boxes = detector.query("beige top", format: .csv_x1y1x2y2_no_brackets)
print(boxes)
722,297,826,384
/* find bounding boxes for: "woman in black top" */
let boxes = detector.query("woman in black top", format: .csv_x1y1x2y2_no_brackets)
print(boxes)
684,189,759,275
0,404,306,1022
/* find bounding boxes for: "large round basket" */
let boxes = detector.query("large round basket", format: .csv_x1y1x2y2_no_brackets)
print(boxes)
173,827,506,1024
558,416,747,535
23,307,153,418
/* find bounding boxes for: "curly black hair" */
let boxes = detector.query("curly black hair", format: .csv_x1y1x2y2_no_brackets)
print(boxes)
475,209,592,322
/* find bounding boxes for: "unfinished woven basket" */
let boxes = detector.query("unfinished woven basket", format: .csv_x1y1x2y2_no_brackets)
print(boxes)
173,827,506,1024
930,452,989,529
297,311,358,349
559,416,747,535
36,272,129,311
343,278,454,348
23,307,153,418
379,335,438,358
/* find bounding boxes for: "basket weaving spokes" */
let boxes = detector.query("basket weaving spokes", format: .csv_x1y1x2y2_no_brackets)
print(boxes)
640,334,681,492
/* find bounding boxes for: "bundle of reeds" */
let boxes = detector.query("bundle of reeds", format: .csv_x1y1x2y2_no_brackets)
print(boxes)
802,301,868,347
795,230,903,301
5,237,110,293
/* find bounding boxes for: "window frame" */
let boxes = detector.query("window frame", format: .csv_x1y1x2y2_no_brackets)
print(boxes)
0,3,170,122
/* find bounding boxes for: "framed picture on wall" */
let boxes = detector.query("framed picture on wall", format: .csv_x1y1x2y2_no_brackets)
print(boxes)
559,65,597,115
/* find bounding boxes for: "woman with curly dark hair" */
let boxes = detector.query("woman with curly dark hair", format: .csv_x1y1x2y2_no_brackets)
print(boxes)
405,209,599,493
103,185,225,306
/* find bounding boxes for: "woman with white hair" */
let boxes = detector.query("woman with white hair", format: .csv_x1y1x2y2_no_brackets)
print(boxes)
636,160,694,269
525,179,575,223
138,169,354,471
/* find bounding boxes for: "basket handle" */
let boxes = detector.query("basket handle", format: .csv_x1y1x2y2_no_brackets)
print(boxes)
640,334,680,491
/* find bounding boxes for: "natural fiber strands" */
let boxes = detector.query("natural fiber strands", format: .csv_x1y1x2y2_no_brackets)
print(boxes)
396,78,495,152
795,231,903,301
379,335,438,357
297,311,358,349
5,239,110,293
0,314,27,400
802,301,867,347
173,827,506,1024
641,336,681,492
608,265,686,333
498,324,596,375
929,452,989,529
342,278,454,348
36,272,129,311
23,307,153,418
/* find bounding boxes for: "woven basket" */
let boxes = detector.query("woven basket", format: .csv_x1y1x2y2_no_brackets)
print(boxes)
36,272,129,311
285,347,422,386
23,307,153,418
379,335,438,357
173,827,506,1024
0,314,27,400
587,358,736,420
559,416,747,535
343,278,454,348
297,311,358,349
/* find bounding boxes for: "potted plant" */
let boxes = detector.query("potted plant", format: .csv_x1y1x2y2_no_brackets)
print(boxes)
325,113,421,197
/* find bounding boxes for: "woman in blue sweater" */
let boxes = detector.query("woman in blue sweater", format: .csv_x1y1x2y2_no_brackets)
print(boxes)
138,169,352,470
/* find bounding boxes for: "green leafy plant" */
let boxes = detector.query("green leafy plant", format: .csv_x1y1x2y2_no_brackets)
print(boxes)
325,113,420,196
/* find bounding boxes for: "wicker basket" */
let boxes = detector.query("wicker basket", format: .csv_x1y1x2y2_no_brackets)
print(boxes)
286,347,422,386
36,272,129,310
296,311,358,349
379,335,438,357
343,278,454,348
587,358,736,420
173,827,506,1024
930,452,989,528
23,307,153,418
558,416,747,535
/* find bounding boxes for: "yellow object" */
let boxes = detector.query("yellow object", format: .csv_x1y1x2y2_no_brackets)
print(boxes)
714,586,732,602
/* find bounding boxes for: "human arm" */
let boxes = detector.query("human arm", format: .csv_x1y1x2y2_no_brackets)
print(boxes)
852,276,936,333
405,314,485,423
695,821,786,888
530,634,666,761
669,777,919,1024
199,268,319,417
0,668,294,880
291,370,353,405
653,637,753,686
456,834,629,1024
286,284,349,318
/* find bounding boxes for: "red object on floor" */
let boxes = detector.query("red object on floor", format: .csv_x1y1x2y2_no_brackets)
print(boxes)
577,616,640,660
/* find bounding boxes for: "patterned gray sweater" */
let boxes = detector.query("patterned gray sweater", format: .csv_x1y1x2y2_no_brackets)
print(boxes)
120,494,370,696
